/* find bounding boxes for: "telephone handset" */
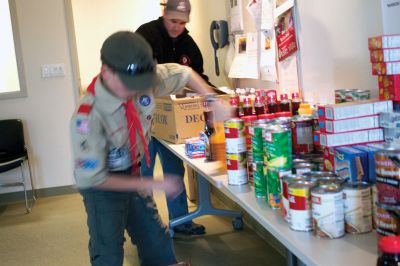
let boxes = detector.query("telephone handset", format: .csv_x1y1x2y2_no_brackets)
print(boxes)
210,20,229,76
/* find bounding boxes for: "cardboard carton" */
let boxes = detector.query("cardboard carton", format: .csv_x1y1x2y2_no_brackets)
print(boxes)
151,95,228,144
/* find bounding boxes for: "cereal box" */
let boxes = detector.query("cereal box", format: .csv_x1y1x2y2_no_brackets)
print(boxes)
334,147,368,183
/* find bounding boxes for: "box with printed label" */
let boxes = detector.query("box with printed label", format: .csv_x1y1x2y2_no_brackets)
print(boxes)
151,95,228,144
370,48,400,63
334,147,368,183
319,128,384,147
352,144,381,183
322,146,336,172
372,62,400,75
317,100,392,120
319,115,379,133
369,35,400,50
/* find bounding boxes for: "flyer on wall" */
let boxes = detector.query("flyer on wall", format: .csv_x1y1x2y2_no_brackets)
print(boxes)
275,8,298,61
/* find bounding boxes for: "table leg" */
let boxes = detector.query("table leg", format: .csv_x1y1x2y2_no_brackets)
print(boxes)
169,173,242,230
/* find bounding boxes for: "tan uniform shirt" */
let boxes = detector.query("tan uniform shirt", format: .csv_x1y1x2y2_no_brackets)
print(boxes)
71,63,191,188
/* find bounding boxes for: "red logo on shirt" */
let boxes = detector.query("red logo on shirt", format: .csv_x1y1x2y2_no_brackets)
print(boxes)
180,55,191,66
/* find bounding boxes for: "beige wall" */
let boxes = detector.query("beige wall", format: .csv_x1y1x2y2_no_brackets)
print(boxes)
0,0,76,191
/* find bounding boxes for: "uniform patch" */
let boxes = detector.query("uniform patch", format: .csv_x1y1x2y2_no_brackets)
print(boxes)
180,55,191,66
139,95,151,106
76,119,90,135
108,147,131,171
80,140,90,152
76,159,98,170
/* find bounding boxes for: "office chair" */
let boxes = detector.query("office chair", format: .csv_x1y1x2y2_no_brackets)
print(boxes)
0,119,36,213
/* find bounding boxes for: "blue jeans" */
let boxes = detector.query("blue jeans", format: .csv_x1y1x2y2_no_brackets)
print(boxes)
80,186,177,266
141,137,189,222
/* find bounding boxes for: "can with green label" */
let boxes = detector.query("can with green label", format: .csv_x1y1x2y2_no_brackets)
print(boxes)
266,167,292,209
250,121,270,162
252,161,266,198
263,125,292,169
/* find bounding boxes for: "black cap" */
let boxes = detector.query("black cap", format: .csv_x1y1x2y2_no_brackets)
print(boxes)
101,31,160,91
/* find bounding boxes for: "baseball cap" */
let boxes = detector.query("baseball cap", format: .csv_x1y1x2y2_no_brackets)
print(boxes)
100,31,160,91
165,0,191,22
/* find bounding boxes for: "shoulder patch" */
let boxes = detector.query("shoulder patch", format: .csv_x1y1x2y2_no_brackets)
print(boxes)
77,104,92,115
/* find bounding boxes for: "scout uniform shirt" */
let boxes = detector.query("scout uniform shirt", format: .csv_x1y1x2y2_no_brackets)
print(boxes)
71,63,191,189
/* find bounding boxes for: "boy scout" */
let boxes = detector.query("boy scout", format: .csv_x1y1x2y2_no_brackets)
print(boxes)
70,31,228,266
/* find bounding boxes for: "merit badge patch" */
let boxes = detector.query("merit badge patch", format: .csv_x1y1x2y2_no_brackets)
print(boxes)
76,119,90,135
139,95,151,106
76,159,98,170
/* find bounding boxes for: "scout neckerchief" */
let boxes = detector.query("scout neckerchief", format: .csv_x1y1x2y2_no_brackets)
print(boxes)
86,76,150,175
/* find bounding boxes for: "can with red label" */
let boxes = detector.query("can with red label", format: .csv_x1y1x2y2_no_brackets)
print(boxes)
343,182,372,234
241,115,258,151
226,152,248,185
281,174,308,222
224,119,246,153
288,179,317,231
291,115,314,154
375,147,400,206
375,202,400,239
247,151,254,184
311,183,345,239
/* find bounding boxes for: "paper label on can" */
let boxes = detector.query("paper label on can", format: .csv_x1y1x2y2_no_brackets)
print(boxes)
288,188,309,211
343,188,372,233
312,192,344,238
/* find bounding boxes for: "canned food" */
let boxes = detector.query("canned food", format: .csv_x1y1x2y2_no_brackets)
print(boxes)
375,147,400,206
241,115,258,151
345,89,357,102
302,171,337,180
247,151,254,183
263,125,292,169
375,202,400,239
288,179,317,231
266,168,291,209
356,89,370,100
226,152,248,185
224,119,246,153
291,115,314,154
335,89,347,103
253,162,266,198
272,117,292,130
281,174,308,222
292,158,310,164
249,121,269,162
343,182,372,234
316,176,347,185
311,183,345,239
293,163,315,175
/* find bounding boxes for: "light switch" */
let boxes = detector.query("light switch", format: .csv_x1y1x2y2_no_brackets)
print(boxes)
41,63,65,78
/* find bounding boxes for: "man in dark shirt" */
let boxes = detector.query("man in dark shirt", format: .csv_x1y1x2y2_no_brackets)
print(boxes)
136,0,214,235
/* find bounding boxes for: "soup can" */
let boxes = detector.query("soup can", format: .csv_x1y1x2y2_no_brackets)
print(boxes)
263,125,292,169
291,115,314,154
343,182,372,234
226,152,248,185
266,167,291,209
281,174,308,222
224,119,246,153
288,179,318,231
311,183,345,239
375,202,400,239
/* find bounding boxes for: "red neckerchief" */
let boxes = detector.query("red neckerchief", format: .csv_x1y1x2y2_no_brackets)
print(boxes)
86,76,150,175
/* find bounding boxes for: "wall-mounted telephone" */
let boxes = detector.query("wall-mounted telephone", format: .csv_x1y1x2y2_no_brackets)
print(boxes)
210,20,229,76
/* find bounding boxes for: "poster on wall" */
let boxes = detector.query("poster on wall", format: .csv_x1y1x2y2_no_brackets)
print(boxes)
230,0,244,32
228,32,259,79
278,54,299,94
246,0,274,30
260,30,278,82
275,8,297,61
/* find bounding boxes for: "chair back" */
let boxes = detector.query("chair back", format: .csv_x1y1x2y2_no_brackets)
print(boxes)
0,119,26,157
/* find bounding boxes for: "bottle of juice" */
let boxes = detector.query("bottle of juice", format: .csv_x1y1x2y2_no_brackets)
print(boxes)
229,93,240,117
279,93,290,112
210,122,227,172
291,92,302,116
267,94,278,113
242,97,253,116
254,95,265,116
203,100,215,161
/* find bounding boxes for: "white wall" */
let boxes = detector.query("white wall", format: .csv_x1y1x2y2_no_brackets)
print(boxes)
297,0,383,104
71,0,161,89
0,0,76,192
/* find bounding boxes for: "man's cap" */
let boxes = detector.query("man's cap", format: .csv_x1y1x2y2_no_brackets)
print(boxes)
165,0,191,22
100,31,160,91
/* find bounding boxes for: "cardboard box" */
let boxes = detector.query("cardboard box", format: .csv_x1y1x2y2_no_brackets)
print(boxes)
372,61,400,75
151,95,228,144
378,75,400,101
370,48,400,63
334,147,368,183
317,100,393,120
369,34,400,50
319,115,379,133
319,128,384,147
352,144,381,183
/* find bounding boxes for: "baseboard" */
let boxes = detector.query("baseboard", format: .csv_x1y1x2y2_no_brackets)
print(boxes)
0,185,78,205
210,186,287,258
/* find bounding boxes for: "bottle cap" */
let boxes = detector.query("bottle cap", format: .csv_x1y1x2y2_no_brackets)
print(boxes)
243,97,251,104
292,92,299,99
379,236,400,254
255,95,262,103
280,94,288,101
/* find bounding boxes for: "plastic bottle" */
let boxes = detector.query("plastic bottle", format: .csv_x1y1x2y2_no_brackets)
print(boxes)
279,93,291,112
242,97,253,116
377,236,400,266
203,100,215,161
254,95,265,116
210,122,227,172
291,92,302,116
229,93,240,117
267,94,278,114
